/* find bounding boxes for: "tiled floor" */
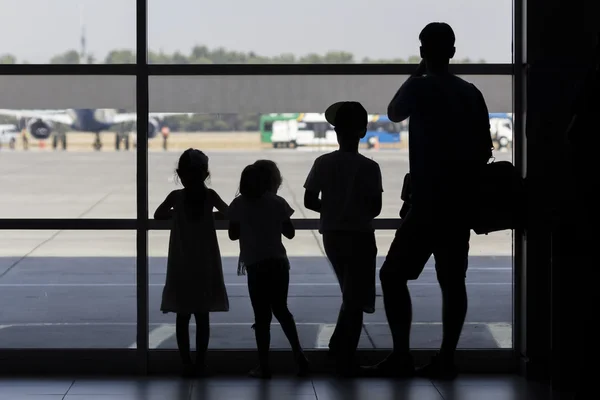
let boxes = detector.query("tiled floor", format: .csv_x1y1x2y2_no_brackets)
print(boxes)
0,375,563,400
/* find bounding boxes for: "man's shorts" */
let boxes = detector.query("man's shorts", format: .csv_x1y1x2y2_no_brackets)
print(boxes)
381,211,470,282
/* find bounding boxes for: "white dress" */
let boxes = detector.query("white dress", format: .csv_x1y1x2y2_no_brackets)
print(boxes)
160,189,229,314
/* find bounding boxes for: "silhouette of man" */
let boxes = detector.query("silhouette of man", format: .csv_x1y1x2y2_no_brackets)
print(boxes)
365,22,493,379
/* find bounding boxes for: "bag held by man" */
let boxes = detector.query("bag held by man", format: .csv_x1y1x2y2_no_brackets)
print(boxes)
399,161,526,234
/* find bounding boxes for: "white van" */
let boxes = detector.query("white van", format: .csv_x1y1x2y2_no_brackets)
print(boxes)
271,113,337,148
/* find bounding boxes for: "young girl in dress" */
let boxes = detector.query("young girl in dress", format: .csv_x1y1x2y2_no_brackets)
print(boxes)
154,148,229,377
228,160,309,379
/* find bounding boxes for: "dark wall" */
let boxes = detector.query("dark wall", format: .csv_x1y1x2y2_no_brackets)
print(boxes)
525,0,599,392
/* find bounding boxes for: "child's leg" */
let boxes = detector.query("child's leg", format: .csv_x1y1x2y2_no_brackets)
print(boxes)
269,260,309,375
175,313,193,365
269,261,302,353
322,233,348,355
247,265,273,376
193,312,210,368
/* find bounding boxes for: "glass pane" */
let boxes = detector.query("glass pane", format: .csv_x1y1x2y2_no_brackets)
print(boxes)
148,0,511,64
0,0,136,64
0,76,142,219
147,73,513,349
0,230,136,349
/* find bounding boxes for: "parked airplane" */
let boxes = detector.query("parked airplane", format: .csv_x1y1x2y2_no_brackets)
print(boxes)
0,109,188,151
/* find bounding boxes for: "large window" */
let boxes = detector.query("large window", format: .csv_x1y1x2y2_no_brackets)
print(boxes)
0,0,518,372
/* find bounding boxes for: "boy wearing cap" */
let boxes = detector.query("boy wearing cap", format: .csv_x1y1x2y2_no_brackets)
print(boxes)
303,101,383,376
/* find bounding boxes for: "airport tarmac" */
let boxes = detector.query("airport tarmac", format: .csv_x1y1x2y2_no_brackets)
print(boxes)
0,148,513,350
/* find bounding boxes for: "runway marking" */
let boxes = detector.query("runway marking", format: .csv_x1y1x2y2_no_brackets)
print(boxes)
0,321,515,350
487,323,513,348
1,322,514,349
0,282,512,287
129,324,175,349
316,324,336,349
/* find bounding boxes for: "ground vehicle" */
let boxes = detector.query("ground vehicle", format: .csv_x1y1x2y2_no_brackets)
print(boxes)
268,113,402,148
271,114,336,148
489,113,513,149
259,113,301,143
364,115,402,148
0,124,19,150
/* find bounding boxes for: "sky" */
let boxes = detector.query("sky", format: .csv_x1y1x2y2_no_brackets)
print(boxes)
0,0,512,63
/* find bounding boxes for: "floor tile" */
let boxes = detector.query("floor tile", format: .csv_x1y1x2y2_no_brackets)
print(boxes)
67,378,192,396
433,384,553,400
0,379,73,395
433,375,554,400
312,379,443,400
434,374,531,386
0,375,561,400
192,378,316,399
65,395,190,400
0,396,65,400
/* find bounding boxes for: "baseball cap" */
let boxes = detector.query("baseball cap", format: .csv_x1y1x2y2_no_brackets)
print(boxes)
325,101,368,131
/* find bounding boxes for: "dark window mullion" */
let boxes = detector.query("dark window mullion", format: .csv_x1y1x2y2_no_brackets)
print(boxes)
135,0,149,375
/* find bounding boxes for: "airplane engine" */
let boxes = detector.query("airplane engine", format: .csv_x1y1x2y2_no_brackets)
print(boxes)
148,118,159,139
27,119,53,140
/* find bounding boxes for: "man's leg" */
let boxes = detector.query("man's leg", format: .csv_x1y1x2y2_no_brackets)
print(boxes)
439,275,468,360
380,267,412,356
418,227,470,379
364,215,431,375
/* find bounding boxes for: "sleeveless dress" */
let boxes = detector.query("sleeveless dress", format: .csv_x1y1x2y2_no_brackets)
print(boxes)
160,189,229,314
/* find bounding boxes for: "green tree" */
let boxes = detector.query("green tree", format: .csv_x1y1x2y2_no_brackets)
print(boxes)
50,50,80,64
171,51,189,64
299,53,323,63
0,54,17,64
190,45,210,60
104,49,136,64
322,51,354,64
271,53,296,63
148,50,172,64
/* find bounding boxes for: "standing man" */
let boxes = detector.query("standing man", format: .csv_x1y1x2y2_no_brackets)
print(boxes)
366,22,493,379
161,126,170,151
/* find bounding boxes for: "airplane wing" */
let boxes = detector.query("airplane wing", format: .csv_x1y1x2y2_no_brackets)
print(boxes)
111,112,192,125
0,109,74,126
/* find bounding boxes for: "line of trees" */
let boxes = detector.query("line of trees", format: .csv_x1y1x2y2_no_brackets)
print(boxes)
0,45,484,132
1,45,484,65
